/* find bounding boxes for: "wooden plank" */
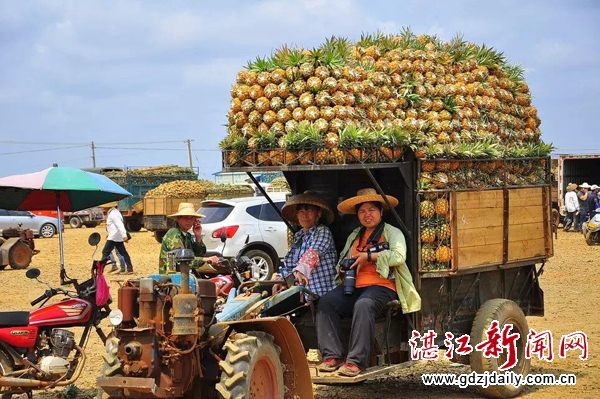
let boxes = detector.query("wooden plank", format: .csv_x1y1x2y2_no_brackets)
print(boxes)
457,243,503,268
457,226,503,247
456,208,503,230
456,190,503,210
510,195,543,207
508,223,545,242
509,187,543,199
508,205,544,224
508,238,546,261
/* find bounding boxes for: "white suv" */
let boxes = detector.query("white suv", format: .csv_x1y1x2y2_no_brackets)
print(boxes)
198,194,288,280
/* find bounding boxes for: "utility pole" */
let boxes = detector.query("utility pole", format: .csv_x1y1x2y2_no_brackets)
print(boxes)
185,139,194,169
91,141,96,168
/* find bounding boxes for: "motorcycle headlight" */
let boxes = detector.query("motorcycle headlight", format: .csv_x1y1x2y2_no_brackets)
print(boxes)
109,309,123,326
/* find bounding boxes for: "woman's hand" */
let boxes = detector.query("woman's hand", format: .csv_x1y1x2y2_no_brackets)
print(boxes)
294,271,309,286
351,252,370,272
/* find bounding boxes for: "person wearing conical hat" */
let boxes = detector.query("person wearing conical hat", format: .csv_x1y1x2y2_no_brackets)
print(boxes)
158,202,220,274
316,188,421,377
564,183,579,232
278,191,337,296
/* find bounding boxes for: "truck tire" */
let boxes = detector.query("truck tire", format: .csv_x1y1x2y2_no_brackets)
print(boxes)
83,222,100,228
243,249,275,281
126,218,142,232
154,231,166,243
216,331,284,399
470,299,530,399
9,242,32,269
69,217,82,229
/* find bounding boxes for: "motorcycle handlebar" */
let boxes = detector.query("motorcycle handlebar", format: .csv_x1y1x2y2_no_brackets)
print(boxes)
30,290,52,306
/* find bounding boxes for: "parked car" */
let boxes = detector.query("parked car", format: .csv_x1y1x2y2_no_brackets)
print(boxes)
0,209,61,238
198,194,288,280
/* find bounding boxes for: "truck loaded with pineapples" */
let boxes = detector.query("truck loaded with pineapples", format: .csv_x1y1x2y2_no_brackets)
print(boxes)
217,28,553,399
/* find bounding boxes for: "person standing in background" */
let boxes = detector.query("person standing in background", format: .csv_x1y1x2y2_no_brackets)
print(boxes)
103,205,134,274
564,183,579,232
577,183,591,232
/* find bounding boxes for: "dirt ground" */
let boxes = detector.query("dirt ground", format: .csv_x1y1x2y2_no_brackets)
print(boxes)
2,227,598,398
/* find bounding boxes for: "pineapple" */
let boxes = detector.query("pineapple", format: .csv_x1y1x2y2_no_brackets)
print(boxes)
339,125,361,163
432,172,449,189
420,200,435,219
421,245,436,265
436,246,452,263
434,198,449,215
420,227,436,243
302,123,325,165
283,129,305,165
437,223,451,241
380,128,407,161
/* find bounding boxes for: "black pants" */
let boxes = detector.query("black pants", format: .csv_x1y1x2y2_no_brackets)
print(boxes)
316,285,397,369
102,240,133,272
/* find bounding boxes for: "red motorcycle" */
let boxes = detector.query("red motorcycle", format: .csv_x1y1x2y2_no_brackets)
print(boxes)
0,233,112,398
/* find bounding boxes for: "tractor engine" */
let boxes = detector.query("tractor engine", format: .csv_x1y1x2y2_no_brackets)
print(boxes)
105,271,217,398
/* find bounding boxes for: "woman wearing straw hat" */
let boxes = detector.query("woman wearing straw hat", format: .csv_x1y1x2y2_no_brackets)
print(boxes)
316,188,421,377
158,202,220,274
277,191,337,296
564,183,579,232
577,183,592,232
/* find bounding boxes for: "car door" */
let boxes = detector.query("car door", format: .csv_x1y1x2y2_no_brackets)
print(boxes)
6,210,31,230
257,201,288,257
0,209,9,232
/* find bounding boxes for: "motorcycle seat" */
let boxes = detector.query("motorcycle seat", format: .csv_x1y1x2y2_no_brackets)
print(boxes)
0,311,30,328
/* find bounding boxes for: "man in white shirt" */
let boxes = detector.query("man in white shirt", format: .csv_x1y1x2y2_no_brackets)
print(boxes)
564,183,579,232
102,206,134,274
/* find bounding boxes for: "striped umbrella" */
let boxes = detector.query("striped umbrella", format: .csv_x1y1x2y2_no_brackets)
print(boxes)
0,166,131,282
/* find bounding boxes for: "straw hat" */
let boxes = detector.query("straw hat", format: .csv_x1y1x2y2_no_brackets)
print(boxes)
281,191,335,225
337,188,399,214
168,202,205,219
579,182,592,189
566,183,578,192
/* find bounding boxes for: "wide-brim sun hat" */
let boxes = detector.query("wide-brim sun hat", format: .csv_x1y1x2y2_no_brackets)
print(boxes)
338,188,399,214
168,202,205,219
281,191,335,225
591,184,599,191
566,183,578,192
579,182,592,189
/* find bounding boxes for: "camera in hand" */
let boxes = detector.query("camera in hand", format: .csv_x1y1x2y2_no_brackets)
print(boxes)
340,258,357,296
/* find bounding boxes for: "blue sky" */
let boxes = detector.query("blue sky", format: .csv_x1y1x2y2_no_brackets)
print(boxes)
1,0,599,177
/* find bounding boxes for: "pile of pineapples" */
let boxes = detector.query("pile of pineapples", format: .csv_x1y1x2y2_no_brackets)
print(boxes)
419,143,552,191
420,194,452,270
221,29,548,169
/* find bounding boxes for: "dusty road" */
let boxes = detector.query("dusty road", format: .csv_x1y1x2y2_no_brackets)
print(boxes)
1,227,597,398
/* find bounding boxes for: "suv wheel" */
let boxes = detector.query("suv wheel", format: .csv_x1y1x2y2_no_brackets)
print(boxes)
244,249,274,281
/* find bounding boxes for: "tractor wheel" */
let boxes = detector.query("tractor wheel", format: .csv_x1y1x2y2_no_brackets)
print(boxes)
8,242,32,269
69,217,83,229
154,231,166,243
470,299,530,398
216,331,284,399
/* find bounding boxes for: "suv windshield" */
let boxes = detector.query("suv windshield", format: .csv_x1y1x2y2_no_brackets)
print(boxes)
198,203,234,224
